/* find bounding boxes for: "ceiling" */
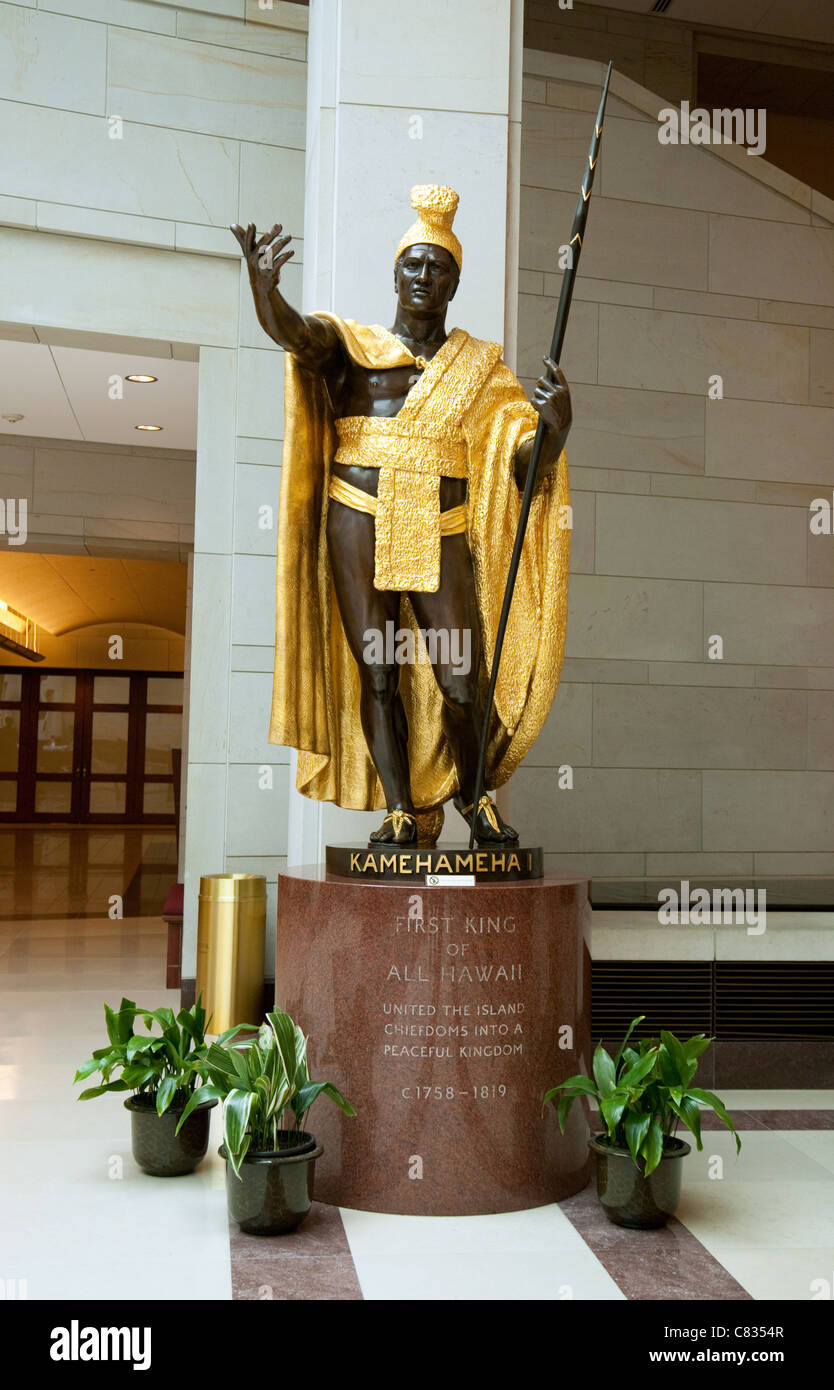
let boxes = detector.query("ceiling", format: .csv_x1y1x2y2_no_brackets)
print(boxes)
0,554,187,636
0,341,198,450
587,0,834,47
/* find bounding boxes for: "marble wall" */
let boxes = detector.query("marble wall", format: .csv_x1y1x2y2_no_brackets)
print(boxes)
510,51,834,883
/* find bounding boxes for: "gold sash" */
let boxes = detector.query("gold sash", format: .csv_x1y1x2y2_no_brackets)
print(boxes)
332,327,500,591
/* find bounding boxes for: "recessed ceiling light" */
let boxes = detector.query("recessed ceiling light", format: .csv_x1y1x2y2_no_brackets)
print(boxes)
126,374,158,383
135,424,163,432
1,413,24,423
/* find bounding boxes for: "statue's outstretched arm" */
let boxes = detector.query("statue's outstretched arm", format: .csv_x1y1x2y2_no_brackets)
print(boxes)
231,221,343,374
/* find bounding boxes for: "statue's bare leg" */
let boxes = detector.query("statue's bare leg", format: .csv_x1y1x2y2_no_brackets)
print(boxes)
409,534,518,844
326,500,417,844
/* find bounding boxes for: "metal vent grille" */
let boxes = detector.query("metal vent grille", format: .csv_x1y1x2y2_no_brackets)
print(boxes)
592,962,712,1043
592,961,834,1043
715,963,834,1040
649,0,674,12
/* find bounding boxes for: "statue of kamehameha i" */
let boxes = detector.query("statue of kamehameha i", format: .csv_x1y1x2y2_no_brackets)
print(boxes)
232,185,572,847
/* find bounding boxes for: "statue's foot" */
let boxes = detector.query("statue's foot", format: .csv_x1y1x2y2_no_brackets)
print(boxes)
369,810,418,845
455,794,519,845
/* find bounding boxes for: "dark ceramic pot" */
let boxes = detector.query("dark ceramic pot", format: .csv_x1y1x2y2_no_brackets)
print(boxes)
221,1132,323,1235
125,1095,217,1177
589,1133,691,1229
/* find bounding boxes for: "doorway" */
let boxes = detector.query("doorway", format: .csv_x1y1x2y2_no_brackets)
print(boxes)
0,668,183,825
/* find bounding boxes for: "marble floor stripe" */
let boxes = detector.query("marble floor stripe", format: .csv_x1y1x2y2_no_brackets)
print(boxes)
228,1202,363,1300
558,1183,753,1301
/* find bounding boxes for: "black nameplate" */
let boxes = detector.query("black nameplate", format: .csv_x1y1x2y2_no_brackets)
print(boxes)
326,843,543,882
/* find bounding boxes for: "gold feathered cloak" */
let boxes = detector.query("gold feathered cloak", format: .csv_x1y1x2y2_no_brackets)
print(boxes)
269,314,570,813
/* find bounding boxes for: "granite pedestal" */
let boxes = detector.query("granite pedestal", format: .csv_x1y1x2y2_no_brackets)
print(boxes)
276,867,592,1216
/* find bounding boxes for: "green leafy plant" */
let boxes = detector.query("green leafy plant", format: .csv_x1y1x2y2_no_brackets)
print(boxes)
73,995,232,1116
176,1007,356,1178
543,1015,741,1176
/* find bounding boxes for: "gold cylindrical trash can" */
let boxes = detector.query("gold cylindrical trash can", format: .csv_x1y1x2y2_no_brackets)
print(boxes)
196,874,266,1034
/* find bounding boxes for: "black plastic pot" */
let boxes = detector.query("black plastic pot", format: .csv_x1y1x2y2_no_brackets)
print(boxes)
124,1095,217,1177
589,1133,691,1228
220,1132,323,1235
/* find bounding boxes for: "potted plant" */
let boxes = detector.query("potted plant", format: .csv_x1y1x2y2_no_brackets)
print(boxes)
177,1007,355,1234
544,1015,741,1228
73,995,237,1177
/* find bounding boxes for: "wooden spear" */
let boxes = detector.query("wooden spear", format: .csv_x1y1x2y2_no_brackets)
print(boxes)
468,60,613,849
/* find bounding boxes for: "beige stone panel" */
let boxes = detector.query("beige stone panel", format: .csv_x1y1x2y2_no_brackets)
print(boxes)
36,202,176,251
511,766,701,852
653,287,759,320
336,0,511,114
649,663,755,687
0,100,238,226
571,467,650,494
231,644,273,673
703,582,834,666
523,682,592,767
0,195,36,230
569,489,594,573
598,305,808,403
647,853,754,877
553,275,653,308
808,532,834,589
83,518,180,543
754,667,810,689
194,347,237,555
244,0,308,29
520,186,708,289
523,76,547,103
182,552,231,763
755,852,834,874
0,443,34,492
228,671,288,764
715,918,834,963
518,293,597,383
709,215,834,306
542,853,646,876
522,51,607,84
47,0,176,31
234,462,281,557
759,299,834,331
808,692,834,771
591,925,715,963
518,269,543,294
651,474,755,502
568,383,704,475
603,118,808,223
524,26,644,84
236,437,282,467
810,329,834,407
0,5,105,115
34,446,194,523
178,10,305,58
107,29,306,147
239,142,305,236
182,761,227,973
560,658,649,684
236,347,284,441
567,574,703,661
521,105,605,193
593,684,807,770
231,553,275,647
706,399,834,486
757,482,831,508
544,81,650,122
175,224,238,257
596,493,807,585
226,763,289,856
703,771,834,851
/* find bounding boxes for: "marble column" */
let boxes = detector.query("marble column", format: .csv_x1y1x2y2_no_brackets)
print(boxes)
287,0,525,867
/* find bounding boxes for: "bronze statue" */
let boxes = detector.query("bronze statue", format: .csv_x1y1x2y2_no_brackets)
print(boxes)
232,186,572,846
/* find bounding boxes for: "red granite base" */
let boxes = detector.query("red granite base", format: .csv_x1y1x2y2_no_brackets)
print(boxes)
276,867,592,1216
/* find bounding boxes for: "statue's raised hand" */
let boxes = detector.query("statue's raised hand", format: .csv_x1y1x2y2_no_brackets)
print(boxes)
230,222,294,296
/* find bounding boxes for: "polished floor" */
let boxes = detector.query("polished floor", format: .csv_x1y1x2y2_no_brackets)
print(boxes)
1,912,832,1301
0,827,178,920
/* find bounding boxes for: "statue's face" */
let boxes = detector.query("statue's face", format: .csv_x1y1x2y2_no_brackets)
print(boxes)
394,242,459,315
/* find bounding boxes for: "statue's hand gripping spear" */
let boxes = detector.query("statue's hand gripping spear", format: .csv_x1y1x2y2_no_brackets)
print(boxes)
468,60,613,850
